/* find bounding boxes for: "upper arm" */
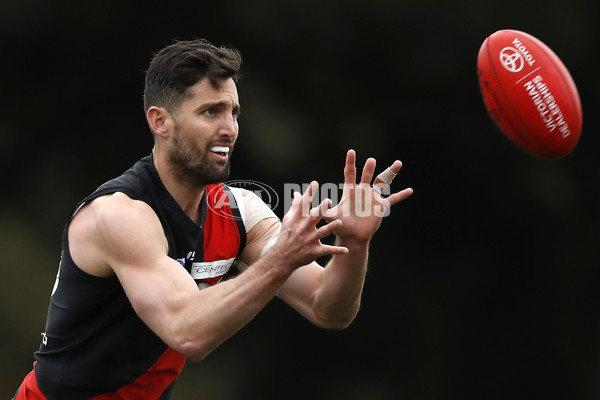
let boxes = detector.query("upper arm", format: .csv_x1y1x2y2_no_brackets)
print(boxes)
236,188,280,267
238,217,280,266
69,193,200,346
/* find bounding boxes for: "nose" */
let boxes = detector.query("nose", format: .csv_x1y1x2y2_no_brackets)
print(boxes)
218,113,238,139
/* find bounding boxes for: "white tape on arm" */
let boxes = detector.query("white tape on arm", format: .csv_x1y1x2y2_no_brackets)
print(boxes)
259,226,280,258
236,225,279,274
233,189,280,274
241,189,278,232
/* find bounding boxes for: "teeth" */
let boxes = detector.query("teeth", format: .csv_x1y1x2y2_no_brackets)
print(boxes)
210,146,230,153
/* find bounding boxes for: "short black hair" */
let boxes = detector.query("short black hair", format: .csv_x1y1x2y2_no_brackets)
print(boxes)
143,39,242,113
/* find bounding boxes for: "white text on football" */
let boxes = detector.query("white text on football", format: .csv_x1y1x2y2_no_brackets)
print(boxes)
524,75,571,138
512,37,536,67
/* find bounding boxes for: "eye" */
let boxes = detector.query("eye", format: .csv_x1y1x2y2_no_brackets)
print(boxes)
232,107,241,120
204,108,215,116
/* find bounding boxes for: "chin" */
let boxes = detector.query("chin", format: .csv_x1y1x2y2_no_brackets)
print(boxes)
195,163,231,186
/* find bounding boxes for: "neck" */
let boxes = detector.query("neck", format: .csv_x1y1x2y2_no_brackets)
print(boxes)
153,149,206,224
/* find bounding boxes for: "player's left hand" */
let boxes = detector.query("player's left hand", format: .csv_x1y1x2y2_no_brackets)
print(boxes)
323,149,413,244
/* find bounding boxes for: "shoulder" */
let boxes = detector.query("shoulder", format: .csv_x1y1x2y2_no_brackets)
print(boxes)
69,192,167,277
75,193,160,239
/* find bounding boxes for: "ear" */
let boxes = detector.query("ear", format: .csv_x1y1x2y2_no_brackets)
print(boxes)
146,106,172,138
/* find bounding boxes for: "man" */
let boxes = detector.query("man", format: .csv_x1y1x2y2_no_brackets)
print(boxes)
13,39,413,399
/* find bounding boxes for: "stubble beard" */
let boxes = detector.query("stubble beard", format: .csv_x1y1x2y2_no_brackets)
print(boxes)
168,128,232,188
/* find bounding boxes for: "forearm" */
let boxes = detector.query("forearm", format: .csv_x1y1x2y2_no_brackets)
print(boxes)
312,238,370,327
169,256,291,361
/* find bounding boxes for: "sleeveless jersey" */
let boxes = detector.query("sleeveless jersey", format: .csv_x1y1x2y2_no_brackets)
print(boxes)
14,155,246,400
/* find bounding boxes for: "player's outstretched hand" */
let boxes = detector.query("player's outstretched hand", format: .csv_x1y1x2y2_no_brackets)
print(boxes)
324,149,413,244
267,181,349,271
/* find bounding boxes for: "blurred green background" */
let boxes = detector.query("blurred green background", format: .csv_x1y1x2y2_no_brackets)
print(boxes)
2,0,599,399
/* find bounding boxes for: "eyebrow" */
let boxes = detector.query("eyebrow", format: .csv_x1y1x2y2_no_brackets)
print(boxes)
197,100,241,114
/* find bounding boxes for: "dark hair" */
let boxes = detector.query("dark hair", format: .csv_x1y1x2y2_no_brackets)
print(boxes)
143,39,242,113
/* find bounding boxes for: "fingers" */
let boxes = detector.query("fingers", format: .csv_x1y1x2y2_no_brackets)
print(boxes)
287,180,318,217
292,152,412,214
360,157,377,186
373,164,398,195
309,197,332,219
350,152,413,210
349,150,378,186
388,160,403,175
290,181,336,223
344,149,357,186
314,217,348,255
285,183,348,257
318,243,349,256
302,181,318,216
386,187,414,206
347,151,401,188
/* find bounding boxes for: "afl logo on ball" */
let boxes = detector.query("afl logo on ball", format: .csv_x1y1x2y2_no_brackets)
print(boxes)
499,47,524,73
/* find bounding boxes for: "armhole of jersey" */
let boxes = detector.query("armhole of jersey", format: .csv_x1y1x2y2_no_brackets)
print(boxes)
70,187,137,220
71,202,87,219
229,187,246,226
224,186,247,256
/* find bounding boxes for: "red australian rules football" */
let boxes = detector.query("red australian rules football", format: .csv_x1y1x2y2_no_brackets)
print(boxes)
477,29,582,159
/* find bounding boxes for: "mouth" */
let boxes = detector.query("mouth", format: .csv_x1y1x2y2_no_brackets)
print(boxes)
209,145,231,161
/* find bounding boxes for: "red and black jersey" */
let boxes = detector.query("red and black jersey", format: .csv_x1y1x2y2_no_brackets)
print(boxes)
14,155,246,400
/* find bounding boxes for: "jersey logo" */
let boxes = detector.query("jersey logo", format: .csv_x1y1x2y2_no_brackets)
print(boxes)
191,258,236,290
191,258,235,280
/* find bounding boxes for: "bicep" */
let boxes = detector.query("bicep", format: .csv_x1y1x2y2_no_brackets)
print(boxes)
236,188,281,267
238,217,280,267
72,194,199,341
115,252,199,343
